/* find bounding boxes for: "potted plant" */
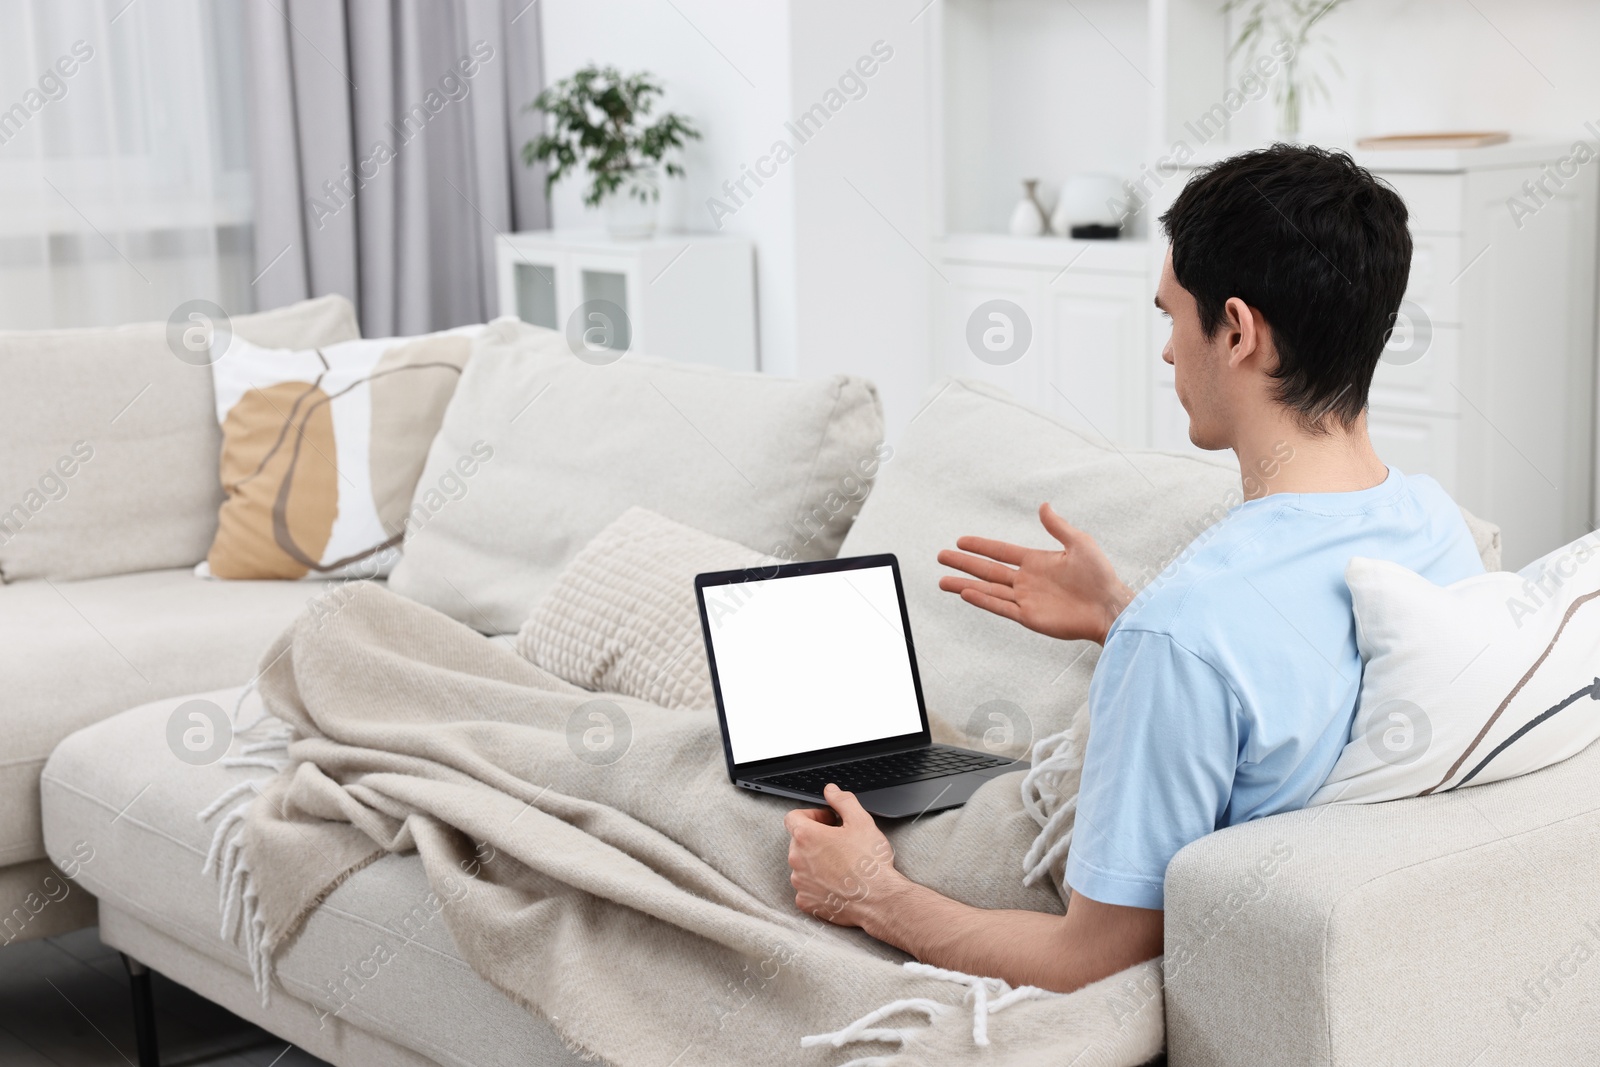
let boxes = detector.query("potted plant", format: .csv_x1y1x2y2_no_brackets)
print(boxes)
1223,0,1353,140
523,65,701,239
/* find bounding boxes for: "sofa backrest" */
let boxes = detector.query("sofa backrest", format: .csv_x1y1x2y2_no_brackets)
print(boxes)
840,378,1244,750
388,318,885,635
0,295,360,583
841,378,1505,753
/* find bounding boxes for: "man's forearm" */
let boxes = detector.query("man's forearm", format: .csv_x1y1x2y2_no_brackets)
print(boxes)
854,874,1150,994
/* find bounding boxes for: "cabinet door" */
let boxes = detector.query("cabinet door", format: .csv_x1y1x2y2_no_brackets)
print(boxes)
497,242,561,328
567,251,640,356
934,263,1048,395
1047,272,1148,446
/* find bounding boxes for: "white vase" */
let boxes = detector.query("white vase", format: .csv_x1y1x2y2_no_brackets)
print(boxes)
1007,179,1049,237
605,169,659,240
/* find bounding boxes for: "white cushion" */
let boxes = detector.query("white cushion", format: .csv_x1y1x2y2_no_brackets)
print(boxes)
389,319,884,634
516,507,773,710
0,295,361,583
1312,533,1600,804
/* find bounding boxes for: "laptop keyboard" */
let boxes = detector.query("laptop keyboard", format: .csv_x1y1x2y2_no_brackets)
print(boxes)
754,748,1012,797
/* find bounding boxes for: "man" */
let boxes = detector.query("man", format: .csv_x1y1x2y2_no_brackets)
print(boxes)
783,144,1485,993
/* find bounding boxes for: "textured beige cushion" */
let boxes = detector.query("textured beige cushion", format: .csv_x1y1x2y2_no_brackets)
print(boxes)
839,379,1245,750
516,506,774,710
40,691,592,1067
0,295,360,583
0,568,358,868
389,319,885,634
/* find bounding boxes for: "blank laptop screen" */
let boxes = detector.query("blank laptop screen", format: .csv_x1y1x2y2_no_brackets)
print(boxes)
702,564,923,766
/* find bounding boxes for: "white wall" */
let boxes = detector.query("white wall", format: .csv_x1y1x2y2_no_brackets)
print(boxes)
788,0,935,436
538,0,797,373
539,0,938,433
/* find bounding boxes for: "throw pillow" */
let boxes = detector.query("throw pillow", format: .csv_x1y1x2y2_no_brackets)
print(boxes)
517,506,776,710
1311,531,1600,805
389,317,884,634
204,327,477,580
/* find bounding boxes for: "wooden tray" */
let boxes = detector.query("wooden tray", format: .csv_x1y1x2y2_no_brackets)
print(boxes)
1355,131,1511,150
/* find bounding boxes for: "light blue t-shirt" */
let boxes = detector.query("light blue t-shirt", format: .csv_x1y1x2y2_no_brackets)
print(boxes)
1064,468,1484,910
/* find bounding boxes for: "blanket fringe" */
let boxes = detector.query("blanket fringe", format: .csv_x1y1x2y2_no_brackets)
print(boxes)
802,960,1056,1060
197,685,291,1005
1018,715,1087,888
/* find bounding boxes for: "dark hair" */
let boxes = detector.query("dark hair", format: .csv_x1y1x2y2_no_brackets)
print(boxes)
1158,143,1411,429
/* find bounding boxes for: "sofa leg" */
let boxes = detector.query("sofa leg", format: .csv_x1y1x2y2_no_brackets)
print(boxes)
122,953,160,1067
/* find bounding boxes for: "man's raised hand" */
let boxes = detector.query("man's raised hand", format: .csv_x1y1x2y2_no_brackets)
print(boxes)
936,503,1134,646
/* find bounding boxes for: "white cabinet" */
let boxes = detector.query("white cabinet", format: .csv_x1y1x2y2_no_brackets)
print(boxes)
494,230,758,373
933,235,1150,446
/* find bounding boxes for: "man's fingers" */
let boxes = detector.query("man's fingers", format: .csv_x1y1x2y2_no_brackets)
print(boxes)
936,549,1017,586
952,535,1027,566
822,783,874,827
1039,503,1082,549
938,576,1018,603
959,587,1024,623
785,808,834,835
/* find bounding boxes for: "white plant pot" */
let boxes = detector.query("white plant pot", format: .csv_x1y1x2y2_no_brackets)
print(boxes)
605,169,660,240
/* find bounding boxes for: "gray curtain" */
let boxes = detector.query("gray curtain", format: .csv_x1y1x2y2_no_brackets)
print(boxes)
244,0,548,335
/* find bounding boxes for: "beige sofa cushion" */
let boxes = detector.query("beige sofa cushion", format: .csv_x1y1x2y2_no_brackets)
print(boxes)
389,319,885,634
0,568,349,868
839,379,1245,749
0,295,360,583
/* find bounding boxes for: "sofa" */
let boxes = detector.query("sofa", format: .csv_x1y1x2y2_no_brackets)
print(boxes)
8,301,1596,1065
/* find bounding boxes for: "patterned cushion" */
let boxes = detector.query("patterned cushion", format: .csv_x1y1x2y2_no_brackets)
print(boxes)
204,329,477,579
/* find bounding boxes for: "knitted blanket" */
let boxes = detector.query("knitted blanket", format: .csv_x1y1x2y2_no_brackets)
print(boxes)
210,582,1162,1066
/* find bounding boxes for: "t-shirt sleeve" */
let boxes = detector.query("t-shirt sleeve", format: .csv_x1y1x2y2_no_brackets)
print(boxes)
1064,627,1241,910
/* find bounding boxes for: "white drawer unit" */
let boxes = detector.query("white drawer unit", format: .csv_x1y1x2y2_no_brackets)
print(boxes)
493,230,758,373
933,234,1151,448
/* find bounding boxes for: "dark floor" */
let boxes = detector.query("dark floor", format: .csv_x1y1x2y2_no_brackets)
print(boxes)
0,926,330,1067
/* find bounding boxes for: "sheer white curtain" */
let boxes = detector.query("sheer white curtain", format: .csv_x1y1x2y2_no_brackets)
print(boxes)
0,0,253,329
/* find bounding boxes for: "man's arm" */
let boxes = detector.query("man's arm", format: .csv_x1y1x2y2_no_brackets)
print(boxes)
786,785,1162,994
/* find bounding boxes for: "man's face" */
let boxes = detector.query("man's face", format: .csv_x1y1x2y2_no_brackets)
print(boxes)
1155,247,1233,451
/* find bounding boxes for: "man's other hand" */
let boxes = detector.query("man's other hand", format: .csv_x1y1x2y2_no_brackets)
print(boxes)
784,784,901,927
937,502,1134,646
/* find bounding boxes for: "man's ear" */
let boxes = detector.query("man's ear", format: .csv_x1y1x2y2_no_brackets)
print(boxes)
1222,296,1264,370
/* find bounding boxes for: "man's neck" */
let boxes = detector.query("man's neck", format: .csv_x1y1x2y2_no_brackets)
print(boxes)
1234,412,1388,500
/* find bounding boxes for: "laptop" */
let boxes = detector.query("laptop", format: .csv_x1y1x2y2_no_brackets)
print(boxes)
694,553,1016,819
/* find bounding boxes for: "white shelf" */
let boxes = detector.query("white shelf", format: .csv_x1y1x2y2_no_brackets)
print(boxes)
936,232,1148,274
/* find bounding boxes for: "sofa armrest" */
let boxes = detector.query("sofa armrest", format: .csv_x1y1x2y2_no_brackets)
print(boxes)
1161,738,1600,1067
